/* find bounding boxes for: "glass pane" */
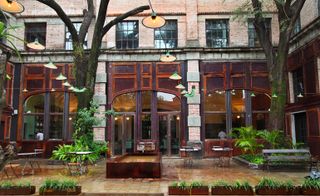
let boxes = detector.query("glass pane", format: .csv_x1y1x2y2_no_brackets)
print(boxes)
114,115,123,155
23,115,44,140
232,113,245,128
252,92,270,111
142,91,151,112
205,114,226,139
252,113,268,130
68,114,76,139
69,93,78,113
171,115,180,155
113,93,136,112
24,94,45,113
142,114,151,139
231,90,245,112
49,115,63,139
125,115,134,153
204,91,226,111
159,115,168,155
50,92,64,113
157,92,180,111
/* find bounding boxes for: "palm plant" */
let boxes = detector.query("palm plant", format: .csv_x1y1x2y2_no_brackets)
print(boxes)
231,126,263,155
257,130,281,149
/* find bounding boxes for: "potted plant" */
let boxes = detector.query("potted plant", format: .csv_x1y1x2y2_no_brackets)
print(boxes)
39,179,81,195
168,180,209,195
301,178,320,195
255,177,300,195
0,180,35,195
211,180,254,195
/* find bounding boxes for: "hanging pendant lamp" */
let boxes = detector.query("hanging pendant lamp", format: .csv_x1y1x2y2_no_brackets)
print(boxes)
142,0,166,29
175,83,185,89
44,60,57,69
160,51,176,62
56,73,67,80
169,72,182,80
0,0,24,14
62,81,71,87
27,38,45,50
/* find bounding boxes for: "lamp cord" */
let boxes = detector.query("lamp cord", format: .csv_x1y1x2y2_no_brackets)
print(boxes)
148,0,154,12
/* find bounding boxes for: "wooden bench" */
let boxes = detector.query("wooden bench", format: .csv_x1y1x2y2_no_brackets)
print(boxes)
262,149,311,170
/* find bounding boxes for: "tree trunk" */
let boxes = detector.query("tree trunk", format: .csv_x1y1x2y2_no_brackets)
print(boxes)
73,46,93,109
268,53,287,130
0,53,7,121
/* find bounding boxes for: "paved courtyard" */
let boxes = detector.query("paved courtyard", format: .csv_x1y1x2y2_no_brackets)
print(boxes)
5,157,309,195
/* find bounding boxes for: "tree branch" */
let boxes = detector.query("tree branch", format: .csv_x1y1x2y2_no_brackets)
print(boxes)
79,0,94,44
36,0,79,43
101,5,150,36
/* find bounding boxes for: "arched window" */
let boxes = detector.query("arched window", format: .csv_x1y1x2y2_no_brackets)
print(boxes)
113,92,136,112
23,94,45,140
157,92,180,112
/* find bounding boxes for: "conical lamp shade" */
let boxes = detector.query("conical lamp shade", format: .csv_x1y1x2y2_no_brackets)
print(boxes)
181,90,188,95
56,73,67,80
175,84,185,89
69,86,75,91
169,72,182,80
51,88,56,92
297,93,304,98
142,11,166,29
160,51,176,62
22,88,28,93
27,38,45,50
44,61,57,69
272,93,278,98
250,92,256,97
0,0,24,14
62,81,71,87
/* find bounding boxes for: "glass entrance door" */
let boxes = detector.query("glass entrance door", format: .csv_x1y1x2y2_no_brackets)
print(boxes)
159,113,180,156
113,114,134,155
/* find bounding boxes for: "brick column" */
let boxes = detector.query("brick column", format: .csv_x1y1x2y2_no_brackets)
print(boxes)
186,53,201,141
185,0,199,47
93,62,107,141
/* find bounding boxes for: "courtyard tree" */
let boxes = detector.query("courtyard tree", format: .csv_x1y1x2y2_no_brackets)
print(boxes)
36,0,149,109
236,0,305,130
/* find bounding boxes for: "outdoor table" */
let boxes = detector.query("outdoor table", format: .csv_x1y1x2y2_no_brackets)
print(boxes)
67,151,92,175
180,146,200,167
212,146,233,167
17,152,43,175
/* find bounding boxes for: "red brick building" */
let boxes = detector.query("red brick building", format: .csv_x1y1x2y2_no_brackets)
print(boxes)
0,0,319,156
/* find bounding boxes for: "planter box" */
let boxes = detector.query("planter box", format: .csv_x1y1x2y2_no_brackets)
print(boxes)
40,186,81,195
0,186,36,195
301,188,320,195
168,186,209,195
211,186,254,195
255,187,301,195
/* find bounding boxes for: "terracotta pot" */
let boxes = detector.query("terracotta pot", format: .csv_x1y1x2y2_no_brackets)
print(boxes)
211,186,254,195
168,186,209,195
0,186,36,195
255,187,301,195
301,188,320,195
39,186,81,195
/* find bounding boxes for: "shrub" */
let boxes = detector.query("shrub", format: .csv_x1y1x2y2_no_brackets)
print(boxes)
231,126,264,154
0,180,31,189
39,179,78,194
256,178,294,190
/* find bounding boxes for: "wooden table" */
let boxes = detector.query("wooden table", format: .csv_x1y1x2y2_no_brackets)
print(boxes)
180,146,201,167
17,152,43,175
212,146,233,167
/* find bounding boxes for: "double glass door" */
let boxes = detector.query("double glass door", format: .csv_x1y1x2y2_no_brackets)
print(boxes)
159,113,180,156
113,114,134,155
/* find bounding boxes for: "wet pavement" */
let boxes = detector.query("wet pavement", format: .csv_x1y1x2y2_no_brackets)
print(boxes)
3,157,309,195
